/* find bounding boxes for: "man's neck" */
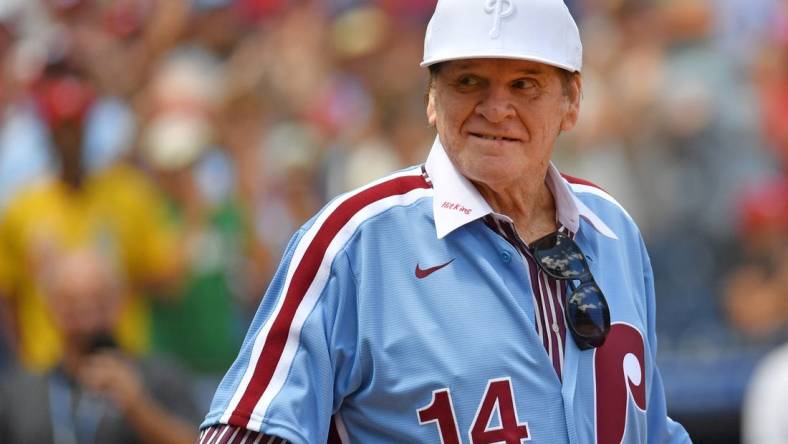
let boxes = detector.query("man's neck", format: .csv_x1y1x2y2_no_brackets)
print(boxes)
473,177,557,244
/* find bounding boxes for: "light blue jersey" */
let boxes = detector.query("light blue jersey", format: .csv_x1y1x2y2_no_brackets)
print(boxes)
201,139,690,444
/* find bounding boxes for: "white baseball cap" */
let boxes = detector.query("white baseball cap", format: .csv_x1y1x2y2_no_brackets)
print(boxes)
421,0,582,72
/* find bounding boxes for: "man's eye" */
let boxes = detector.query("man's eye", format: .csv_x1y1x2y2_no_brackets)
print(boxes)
512,79,536,89
457,76,480,87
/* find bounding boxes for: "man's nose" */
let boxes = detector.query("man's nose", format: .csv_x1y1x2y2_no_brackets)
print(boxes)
474,86,516,122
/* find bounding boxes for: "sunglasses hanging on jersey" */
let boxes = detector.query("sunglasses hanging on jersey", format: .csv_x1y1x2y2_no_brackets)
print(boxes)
530,231,611,350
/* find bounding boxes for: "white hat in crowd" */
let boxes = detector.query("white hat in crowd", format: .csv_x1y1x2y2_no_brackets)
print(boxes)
422,0,583,72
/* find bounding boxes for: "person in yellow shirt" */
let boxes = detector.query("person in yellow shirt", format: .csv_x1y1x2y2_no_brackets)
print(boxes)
0,59,180,371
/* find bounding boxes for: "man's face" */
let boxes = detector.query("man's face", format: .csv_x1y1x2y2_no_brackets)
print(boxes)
427,58,580,190
47,250,120,352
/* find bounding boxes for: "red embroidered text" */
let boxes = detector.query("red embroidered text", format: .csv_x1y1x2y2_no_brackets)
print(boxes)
441,201,472,215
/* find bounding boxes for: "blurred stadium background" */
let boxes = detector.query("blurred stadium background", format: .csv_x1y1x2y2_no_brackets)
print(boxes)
0,0,786,442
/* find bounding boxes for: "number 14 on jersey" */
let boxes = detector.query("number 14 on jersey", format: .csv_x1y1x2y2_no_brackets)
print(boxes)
417,377,530,444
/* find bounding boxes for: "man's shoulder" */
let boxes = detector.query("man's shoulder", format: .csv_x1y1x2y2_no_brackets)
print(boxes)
302,166,434,235
563,174,634,222
560,173,644,245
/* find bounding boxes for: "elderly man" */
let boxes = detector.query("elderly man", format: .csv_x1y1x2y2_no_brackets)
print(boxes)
198,0,690,443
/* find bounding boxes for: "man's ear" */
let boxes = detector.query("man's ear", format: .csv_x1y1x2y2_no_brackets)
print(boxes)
560,74,582,132
426,88,437,127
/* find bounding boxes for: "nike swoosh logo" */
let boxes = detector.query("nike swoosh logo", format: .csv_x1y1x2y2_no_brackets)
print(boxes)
415,259,455,279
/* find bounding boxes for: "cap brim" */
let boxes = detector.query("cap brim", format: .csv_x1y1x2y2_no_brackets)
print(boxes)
420,53,580,73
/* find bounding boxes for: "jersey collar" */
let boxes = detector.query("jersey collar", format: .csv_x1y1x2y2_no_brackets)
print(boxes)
424,137,618,240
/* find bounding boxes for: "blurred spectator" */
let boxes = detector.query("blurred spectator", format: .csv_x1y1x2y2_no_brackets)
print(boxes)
0,247,199,444
0,58,180,370
133,47,264,408
140,110,249,406
723,0,788,346
157,153,249,402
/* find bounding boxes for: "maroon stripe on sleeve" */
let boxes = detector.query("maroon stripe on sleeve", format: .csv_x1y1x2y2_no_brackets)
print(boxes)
229,174,431,427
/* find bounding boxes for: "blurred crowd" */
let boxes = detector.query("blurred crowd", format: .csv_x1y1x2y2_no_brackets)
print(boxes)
0,0,786,441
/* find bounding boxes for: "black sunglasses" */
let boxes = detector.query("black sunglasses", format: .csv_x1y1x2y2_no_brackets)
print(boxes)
530,231,610,350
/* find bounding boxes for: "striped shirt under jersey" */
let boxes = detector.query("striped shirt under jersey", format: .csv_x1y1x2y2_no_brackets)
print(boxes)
482,214,572,380
197,424,288,444
199,405,348,442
